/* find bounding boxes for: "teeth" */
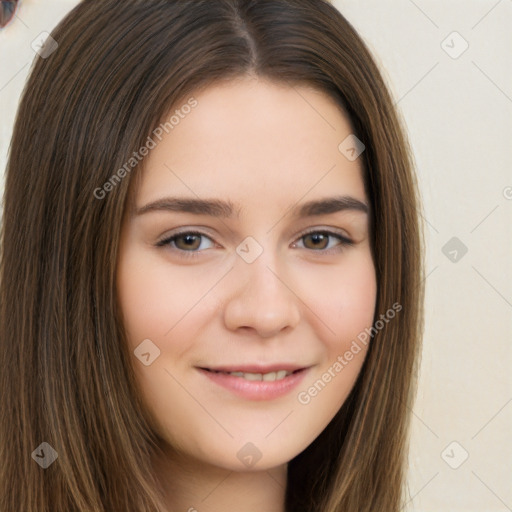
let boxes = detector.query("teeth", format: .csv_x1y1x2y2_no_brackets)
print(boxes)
221,370,292,381
244,372,263,381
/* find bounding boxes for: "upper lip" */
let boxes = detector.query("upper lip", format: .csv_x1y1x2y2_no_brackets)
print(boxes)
199,364,309,373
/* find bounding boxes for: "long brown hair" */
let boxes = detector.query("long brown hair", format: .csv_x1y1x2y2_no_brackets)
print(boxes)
0,1,424,510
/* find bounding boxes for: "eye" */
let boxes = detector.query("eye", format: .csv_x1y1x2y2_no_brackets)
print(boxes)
156,228,353,259
294,230,353,253
156,231,215,256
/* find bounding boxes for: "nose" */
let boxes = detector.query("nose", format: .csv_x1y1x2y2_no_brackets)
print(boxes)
223,251,301,338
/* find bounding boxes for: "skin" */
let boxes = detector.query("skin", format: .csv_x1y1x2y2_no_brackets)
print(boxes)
116,76,377,512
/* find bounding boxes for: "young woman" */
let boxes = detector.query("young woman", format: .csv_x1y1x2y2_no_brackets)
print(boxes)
0,1,424,510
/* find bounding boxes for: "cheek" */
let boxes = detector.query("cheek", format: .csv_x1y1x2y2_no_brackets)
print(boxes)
116,247,212,352
116,247,210,440
334,254,377,342
292,255,376,438
287,249,376,411
297,249,377,347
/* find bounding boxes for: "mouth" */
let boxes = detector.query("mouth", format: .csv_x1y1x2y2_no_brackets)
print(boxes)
196,365,311,400
200,367,304,381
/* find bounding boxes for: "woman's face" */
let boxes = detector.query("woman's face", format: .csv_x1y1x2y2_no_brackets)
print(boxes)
116,77,376,471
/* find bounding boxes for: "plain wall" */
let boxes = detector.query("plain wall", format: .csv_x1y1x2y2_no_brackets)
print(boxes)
0,1,511,511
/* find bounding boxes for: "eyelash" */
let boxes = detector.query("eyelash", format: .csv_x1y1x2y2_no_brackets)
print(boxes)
156,229,354,260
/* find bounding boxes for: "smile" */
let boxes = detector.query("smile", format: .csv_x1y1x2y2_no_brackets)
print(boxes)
207,369,294,381
197,366,310,400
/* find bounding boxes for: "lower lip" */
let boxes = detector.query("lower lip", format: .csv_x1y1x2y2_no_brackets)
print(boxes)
198,368,309,401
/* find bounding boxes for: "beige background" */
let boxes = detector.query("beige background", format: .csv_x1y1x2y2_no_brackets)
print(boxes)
1,1,511,511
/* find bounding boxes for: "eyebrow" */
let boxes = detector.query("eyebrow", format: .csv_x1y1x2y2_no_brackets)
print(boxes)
134,195,369,218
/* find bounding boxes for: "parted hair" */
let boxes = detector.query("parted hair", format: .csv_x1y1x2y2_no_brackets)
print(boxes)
0,1,423,510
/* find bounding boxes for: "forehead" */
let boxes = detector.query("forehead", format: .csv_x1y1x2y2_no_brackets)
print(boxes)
134,77,366,212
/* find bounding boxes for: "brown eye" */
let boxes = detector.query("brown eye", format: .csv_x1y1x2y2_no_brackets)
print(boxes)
295,230,353,253
173,234,202,251
156,231,215,256
303,232,330,250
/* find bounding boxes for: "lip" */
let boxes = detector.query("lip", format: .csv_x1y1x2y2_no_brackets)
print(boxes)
197,365,311,401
